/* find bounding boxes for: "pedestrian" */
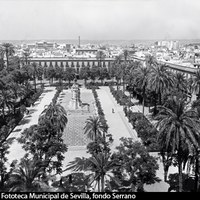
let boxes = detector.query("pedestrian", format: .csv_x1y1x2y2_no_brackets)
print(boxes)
112,108,115,113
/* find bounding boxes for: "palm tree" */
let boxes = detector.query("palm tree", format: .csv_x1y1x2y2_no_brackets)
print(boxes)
123,49,129,62
65,152,118,192
39,102,68,134
8,82,26,114
0,80,15,118
192,69,200,99
120,62,130,93
174,72,187,94
155,97,200,192
84,116,103,141
145,54,157,68
96,50,106,68
21,49,31,66
0,43,15,68
8,158,49,192
0,47,5,70
36,65,44,86
149,64,174,106
112,55,123,90
134,65,151,115
31,62,38,92
184,146,200,192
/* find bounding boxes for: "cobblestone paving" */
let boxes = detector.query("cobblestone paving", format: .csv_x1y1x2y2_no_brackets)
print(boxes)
59,88,96,146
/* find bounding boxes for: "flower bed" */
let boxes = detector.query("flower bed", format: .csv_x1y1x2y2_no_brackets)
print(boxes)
110,86,159,152
92,88,109,133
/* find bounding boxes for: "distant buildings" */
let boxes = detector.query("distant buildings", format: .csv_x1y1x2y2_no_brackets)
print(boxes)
155,40,179,50
36,41,57,49
75,49,97,55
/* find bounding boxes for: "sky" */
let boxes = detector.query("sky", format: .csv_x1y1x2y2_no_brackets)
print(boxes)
0,0,200,40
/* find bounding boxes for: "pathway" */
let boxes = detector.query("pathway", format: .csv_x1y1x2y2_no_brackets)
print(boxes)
116,87,182,183
96,87,139,151
6,87,57,166
97,87,180,191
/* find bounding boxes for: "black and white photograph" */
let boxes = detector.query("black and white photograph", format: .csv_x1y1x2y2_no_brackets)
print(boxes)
0,0,200,194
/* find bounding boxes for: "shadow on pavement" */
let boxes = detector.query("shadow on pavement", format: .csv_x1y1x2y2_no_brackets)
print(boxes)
18,118,31,126
28,108,38,115
33,102,40,106
43,89,54,93
12,128,22,133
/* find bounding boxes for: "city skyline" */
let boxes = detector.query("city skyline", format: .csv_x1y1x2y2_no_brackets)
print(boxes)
0,0,200,40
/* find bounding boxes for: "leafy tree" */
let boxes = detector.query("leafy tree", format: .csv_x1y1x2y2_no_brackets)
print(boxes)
52,173,90,192
110,138,160,192
63,67,76,86
46,65,56,84
0,137,14,191
79,66,90,86
37,65,44,86
18,102,68,174
55,65,64,86
99,67,109,85
90,65,99,83
108,62,116,83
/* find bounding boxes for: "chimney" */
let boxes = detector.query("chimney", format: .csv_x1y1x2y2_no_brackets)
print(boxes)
78,36,80,48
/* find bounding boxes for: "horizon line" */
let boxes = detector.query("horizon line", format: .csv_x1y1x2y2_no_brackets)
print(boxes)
1,38,200,41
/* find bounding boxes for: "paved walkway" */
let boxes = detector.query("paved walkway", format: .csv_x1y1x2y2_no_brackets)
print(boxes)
96,87,139,151
97,87,181,190
6,87,57,166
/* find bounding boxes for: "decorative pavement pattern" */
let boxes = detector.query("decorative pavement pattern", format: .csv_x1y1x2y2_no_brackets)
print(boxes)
58,88,96,147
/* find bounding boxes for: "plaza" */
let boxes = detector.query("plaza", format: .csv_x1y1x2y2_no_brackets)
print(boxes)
4,79,180,192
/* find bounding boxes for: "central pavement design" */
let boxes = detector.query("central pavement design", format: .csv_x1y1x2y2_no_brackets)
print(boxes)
61,86,141,175
59,88,96,147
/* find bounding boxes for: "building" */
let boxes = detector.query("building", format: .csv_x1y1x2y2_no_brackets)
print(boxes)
75,49,98,55
27,43,36,49
36,41,57,49
155,40,179,50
